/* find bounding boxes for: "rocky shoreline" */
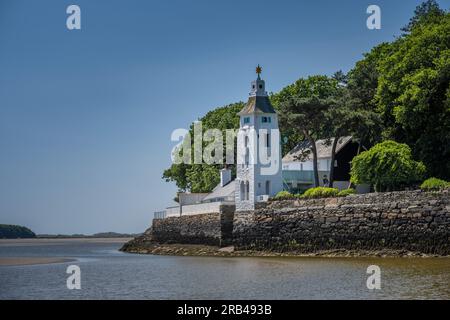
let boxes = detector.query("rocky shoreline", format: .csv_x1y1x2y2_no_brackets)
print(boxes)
120,238,445,258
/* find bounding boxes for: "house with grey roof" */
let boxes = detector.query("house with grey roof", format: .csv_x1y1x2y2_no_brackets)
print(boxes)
282,136,365,192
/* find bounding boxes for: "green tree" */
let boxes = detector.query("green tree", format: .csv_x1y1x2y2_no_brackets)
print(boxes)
350,140,426,191
162,103,242,193
162,162,190,191
345,2,449,180
272,75,340,156
325,65,384,188
376,10,450,179
0,224,36,239
278,76,339,186
401,0,445,33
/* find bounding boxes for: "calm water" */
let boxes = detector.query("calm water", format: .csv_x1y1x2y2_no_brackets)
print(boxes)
0,239,449,299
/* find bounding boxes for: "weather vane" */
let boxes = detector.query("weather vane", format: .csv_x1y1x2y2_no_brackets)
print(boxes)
256,64,262,75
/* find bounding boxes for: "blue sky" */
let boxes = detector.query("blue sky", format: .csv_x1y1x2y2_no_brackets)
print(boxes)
0,0,448,234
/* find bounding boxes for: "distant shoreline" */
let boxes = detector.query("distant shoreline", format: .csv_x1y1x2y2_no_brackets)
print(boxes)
36,235,138,239
0,237,132,246
35,233,141,239
0,224,141,240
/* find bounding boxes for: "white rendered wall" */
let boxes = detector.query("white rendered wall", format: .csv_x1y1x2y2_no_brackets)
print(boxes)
235,113,283,211
282,158,331,171
166,206,181,217
180,201,234,215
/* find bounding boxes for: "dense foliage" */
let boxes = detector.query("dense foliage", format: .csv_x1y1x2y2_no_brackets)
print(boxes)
337,188,356,197
272,190,297,200
0,224,36,239
350,141,426,191
348,0,450,180
301,187,339,199
420,177,450,191
162,103,242,193
376,8,450,180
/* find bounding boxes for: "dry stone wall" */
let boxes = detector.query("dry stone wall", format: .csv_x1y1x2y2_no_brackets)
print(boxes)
233,190,450,254
149,190,449,255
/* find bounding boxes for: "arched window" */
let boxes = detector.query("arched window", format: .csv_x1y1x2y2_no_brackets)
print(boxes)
245,181,250,200
244,136,249,166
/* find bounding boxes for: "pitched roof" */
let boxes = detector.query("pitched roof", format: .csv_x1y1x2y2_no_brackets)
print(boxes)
238,96,276,115
202,180,236,202
282,136,353,162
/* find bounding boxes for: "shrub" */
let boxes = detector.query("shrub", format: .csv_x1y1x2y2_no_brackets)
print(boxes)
350,140,426,192
420,177,450,191
273,190,296,200
301,187,339,199
337,188,356,197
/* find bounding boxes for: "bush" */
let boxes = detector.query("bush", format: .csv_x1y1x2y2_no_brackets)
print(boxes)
420,177,450,191
272,190,297,200
301,187,339,199
337,188,356,197
350,140,426,192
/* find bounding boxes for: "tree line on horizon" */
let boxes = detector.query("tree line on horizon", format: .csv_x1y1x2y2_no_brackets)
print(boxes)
0,224,36,239
163,0,450,195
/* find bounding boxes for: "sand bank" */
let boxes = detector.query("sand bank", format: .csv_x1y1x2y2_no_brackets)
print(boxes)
0,257,77,266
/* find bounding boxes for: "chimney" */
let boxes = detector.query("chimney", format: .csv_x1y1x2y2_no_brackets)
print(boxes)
220,168,231,187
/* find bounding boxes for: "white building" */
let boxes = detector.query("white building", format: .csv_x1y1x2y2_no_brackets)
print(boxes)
234,66,283,211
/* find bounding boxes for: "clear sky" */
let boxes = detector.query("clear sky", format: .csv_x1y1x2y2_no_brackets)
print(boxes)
0,0,448,234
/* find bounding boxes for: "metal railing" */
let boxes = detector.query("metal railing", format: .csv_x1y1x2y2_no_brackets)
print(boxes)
153,211,166,220
282,170,313,182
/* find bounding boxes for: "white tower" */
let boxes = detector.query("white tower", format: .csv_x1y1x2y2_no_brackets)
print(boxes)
235,65,283,211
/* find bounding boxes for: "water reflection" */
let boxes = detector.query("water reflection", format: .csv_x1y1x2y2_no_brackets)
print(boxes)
0,239,448,299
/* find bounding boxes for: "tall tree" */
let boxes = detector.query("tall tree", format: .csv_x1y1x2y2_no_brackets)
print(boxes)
278,76,340,187
280,96,332,187
325,94,382,187
401,0,445,33
376,10,450,179
162,102,242,193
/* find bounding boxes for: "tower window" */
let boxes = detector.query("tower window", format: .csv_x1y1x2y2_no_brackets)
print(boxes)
261,116,271,123
244,117,250,124
259,84,263,89
265,180,270,195
246,181,250,200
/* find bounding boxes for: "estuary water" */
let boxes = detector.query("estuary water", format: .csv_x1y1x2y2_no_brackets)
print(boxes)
0,239,449,300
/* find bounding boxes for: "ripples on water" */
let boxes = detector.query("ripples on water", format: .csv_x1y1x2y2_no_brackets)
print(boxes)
0,239,448,299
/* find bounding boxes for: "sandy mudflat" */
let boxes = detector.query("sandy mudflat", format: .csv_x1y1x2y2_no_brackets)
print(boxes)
0,257,77,266
0,237,132,247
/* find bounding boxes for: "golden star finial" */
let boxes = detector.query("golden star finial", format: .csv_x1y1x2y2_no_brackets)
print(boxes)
256,64,262,75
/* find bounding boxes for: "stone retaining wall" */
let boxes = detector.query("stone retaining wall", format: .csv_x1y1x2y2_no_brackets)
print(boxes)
151,204,235,246
233,190,450,254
